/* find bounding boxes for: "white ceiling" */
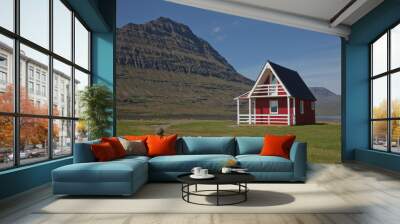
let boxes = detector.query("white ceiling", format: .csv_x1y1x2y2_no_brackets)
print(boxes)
167,0,384,38
228,0,352,23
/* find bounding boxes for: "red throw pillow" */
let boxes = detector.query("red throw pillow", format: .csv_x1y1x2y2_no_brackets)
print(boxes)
146,134,177,157
91,142,117,162
101,137,126,158
124,135,148,142
260,134,296,159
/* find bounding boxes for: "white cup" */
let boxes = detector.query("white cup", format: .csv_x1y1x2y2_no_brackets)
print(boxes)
221,167,232,174
200,169,208,176
191,167,202,176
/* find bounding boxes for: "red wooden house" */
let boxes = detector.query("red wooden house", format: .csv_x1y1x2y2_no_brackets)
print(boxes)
234,61,316,125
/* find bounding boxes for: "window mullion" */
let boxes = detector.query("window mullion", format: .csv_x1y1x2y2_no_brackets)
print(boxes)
48,0,54,160
370,45,373,149
71,10,76,154
13,0,20,167
388,30,391,153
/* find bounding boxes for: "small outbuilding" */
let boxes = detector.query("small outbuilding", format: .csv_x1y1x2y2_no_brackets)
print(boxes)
234,61,316,125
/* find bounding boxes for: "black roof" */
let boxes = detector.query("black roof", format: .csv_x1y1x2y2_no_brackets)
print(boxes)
268,61,316,101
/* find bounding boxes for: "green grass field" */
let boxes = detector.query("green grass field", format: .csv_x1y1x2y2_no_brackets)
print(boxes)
117,120,341,163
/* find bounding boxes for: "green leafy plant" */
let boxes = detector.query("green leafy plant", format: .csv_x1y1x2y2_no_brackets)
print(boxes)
79,84,113,140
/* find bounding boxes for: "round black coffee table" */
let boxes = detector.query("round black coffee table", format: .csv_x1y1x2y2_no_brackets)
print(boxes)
177,173,255,206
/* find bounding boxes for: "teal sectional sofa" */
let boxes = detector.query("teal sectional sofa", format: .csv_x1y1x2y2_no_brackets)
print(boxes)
52,137,307,196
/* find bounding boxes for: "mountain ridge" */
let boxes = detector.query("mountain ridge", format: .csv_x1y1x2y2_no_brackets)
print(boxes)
116,17,253,119
117,17,252,85
116,17,340,119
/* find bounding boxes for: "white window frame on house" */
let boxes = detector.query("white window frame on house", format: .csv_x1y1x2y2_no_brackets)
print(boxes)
311,101,315,111
0,0,92,171
270,75,278,96
0,54,7,86
0,53,7,68
270,100,278,114
300,100,304,114
0,71,7,85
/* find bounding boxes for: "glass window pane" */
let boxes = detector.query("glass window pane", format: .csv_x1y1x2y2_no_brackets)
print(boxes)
74,18,89,70
372,76,387,119
20,0,49,49
0,116,14,170
20,117,49,165
20,44,49,115
53,0,72,60
391,72,400,118
372,33,387,76
53,119,72,157
391,120,400,153
53,59,72,117
0,0,14,31
74,69,89,118
391,24,400,70
0,34,14,112
372,121,388,151
75,120,88,143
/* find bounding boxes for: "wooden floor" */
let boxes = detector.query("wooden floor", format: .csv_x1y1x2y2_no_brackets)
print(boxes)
1,163,400,224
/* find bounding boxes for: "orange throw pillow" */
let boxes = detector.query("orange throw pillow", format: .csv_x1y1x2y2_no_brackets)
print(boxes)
91,142,117,162
260,135,296,159
101,137,126,158
124,135,148,142
146,134,178,157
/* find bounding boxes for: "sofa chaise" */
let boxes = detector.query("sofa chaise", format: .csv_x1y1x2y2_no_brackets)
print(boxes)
52,137,307,196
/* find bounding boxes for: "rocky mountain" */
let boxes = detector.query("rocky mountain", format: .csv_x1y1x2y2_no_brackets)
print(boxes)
117,17,252,85
310,87,341,117
116,17,340,120
116,17,253,119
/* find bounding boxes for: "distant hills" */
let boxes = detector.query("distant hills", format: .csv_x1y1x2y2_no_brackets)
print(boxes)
116,17,340,120
309,87,341,117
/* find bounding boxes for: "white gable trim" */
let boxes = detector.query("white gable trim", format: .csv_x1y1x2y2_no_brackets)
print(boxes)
248,62,269,96
248,62,291,98
268,63,291,97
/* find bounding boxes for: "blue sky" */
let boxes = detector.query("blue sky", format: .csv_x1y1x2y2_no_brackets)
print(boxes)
117,0,341,94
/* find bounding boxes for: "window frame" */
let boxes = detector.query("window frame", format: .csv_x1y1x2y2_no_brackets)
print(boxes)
269,100,278,114
369,21,400,154
0,0,92,171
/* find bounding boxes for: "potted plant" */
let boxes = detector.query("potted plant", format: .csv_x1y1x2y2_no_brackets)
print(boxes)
79,84,113,140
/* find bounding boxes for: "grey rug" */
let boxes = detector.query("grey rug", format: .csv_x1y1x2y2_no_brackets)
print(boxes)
38,183,362,214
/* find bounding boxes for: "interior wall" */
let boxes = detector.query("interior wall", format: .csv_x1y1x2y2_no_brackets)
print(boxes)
91,0,116,136
343,0,400,169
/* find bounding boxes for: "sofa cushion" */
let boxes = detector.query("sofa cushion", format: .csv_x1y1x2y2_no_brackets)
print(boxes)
53,158,147,183
149,154,235,172
180,137,235,155
147,134,178,157
235,137,263,155
124,135,148,142
236,155,293,172
91,142,118,162
119,138,147,156
101,137,127,158
116,155,150,163
260,135,296,159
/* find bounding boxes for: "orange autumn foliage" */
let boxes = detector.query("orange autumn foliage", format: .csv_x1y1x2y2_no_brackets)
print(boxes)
0,85,59,149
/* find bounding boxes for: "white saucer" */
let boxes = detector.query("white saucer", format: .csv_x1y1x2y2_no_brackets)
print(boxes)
190,174,215,179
